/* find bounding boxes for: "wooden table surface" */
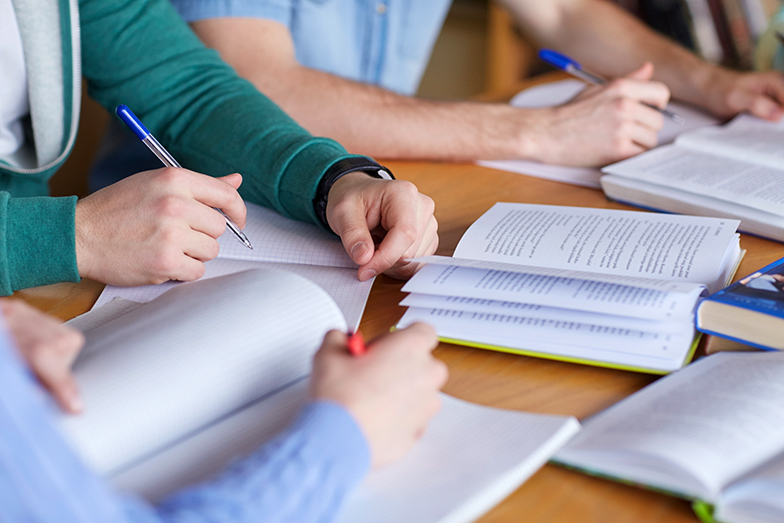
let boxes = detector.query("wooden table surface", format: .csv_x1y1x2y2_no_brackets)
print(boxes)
16,130,784,523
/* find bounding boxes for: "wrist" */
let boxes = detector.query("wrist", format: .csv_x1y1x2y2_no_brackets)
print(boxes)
313,157,394,229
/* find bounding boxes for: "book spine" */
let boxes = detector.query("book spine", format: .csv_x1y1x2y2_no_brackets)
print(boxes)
706,0,740,66
739,0,771,39
682,0,726,61
721,0,756,68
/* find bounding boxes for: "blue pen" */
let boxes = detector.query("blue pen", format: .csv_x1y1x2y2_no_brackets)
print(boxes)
116,105,253,250
538,49,685,125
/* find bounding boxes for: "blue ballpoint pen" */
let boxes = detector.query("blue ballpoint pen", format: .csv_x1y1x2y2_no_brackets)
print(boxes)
538,49,685,125
116,105,253,250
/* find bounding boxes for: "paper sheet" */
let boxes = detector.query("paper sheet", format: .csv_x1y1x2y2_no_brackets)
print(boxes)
477,80,719,187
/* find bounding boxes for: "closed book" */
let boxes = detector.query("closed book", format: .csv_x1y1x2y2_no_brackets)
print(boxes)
697,257,784,350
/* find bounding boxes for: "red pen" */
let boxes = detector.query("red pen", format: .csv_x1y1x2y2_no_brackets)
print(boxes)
346,330,367,357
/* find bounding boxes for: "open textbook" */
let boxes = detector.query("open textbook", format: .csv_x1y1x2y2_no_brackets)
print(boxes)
478,79,719,188
602,114,784,242
396,203,743,373
63,269,580,523
554,351,784,523
94,201,373,330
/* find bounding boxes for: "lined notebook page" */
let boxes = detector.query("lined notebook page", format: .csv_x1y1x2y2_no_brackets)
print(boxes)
112,381,579,523
94,258,372,330
61,269,346,475
218,202,354,268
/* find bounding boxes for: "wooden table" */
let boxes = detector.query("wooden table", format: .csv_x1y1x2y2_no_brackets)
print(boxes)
16,151,784,523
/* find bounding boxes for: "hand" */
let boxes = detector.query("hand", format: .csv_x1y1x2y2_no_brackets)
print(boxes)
526,62,670,167
75,169,247,286
698,68,784,121
0,299,84,413
326,172,438,281
310,324,447,468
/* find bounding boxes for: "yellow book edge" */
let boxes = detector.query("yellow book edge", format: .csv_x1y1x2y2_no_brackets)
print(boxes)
434,334,702,375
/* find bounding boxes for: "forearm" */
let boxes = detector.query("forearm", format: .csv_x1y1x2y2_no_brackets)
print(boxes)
79,0,357,226
504,0,716,105
240,65,533,161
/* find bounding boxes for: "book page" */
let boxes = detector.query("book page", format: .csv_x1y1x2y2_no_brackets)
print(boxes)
452,203,740,292
555,352,784,500
61,269,346,476
477,80,718,189
397,307,696,373
677,114,784,170
604,145,784,218
112,380,580,523
718,451,784,523
217,202,355,268
94,258,373,330
402,264,704,321
400,294,694,334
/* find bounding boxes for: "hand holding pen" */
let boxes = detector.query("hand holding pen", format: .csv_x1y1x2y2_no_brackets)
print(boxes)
539,49,685,125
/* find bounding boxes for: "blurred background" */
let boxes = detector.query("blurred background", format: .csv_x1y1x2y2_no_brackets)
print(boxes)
55,0,782,197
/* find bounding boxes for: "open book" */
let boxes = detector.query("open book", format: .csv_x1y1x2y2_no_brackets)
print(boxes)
396,203,743,373
602,114,784,242
477,79,719,188
94,201,373,329
63,269,580,523
554,351,784,523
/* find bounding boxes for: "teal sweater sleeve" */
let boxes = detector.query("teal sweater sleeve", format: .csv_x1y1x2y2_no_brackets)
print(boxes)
79,0,360,225
0,193,80,295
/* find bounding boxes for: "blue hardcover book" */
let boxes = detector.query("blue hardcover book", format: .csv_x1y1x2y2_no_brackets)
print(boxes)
696,257,784,351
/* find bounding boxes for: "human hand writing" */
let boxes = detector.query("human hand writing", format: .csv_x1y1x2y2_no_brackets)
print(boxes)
326,172,438,281
525,62,669,167
1,299,84,414
75,169,247,286
310,323,447,468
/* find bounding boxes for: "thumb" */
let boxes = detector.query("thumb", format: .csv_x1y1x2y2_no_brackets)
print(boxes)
625,61,654,82
218,173,243,190
318,330,350,358
329,201,376,268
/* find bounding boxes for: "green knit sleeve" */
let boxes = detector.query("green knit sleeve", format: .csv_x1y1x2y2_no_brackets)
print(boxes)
0,193,80,296
78,0,363,227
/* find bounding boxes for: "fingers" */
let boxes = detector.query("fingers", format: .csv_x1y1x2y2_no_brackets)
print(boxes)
608,75,670,110
377,216,439,280
1,300,85,413
176,170,248,230
360,186,436,280
624,61,654,82
328,197,377,269
371,322,439,353
747,93,784,121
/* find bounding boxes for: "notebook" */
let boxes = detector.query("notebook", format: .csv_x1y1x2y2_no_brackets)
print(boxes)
64,269,580,523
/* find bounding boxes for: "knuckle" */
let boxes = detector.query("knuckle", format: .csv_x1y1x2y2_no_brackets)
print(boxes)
391,179,419,197
155,195,187,218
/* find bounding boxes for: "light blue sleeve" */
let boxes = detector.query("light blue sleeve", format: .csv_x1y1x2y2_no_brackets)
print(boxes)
0,330,370,523
168,0,293,25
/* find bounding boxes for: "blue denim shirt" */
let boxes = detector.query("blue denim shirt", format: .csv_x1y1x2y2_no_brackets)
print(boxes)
169,0,453,95
0,325,370,523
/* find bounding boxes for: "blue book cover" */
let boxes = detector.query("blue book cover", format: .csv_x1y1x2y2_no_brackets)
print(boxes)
697,257,784,350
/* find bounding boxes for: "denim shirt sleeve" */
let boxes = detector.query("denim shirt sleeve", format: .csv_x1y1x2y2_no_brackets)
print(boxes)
168,0,293,25
0,330,369,523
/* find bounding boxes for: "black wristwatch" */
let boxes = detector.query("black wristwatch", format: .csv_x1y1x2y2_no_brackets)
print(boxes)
313,157,395,229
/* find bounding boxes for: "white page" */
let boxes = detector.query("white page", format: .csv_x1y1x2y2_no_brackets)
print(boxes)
61,269,346,475
400,294,694,333
218,202,354,268
477,80,719,188
604,145,784,219
718,452,784,523
402,264,703,321
397,307,695,372
112,379,580,523
555,352,784,500
677,114,784,169
94,258,372,330
452,203,740,292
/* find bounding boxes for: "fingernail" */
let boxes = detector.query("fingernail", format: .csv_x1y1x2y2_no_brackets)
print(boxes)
351,242,369,261
69,396,84,414
359,269,377,281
